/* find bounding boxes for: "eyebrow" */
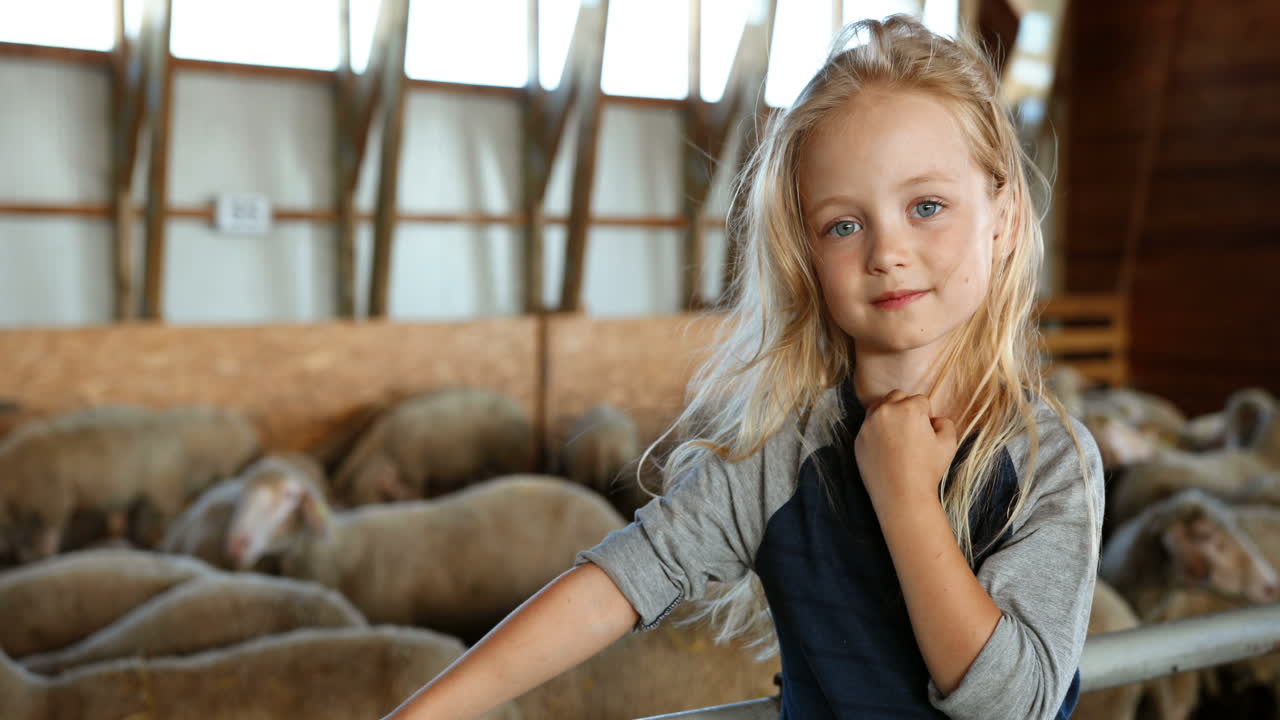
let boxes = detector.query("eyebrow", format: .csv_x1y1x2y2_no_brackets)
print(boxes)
898,172,956,188
803,171,958,220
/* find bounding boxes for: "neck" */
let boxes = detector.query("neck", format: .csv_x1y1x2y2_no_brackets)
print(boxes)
852,343,960,420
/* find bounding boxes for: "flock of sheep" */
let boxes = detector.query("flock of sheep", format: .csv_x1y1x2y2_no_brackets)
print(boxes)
0,387,777,719
1054,368,1280,720
1,372,1278,719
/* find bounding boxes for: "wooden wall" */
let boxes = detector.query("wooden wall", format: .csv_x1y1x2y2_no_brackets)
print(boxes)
1062,0,1280,415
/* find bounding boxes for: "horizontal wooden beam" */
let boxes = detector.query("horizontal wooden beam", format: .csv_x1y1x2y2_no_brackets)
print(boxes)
1037,293,1128,320
1042,327,1128,354
0,41,111,66
0,203,728,229
170,56,333,82
4,47,713,111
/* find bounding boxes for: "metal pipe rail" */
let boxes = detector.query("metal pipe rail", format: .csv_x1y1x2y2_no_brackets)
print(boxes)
636,601,1280,719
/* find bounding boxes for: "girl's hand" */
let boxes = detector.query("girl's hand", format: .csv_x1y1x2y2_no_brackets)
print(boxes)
854,389,959,510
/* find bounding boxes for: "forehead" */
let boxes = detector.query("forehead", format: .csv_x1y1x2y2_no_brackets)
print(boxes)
799,89,983,199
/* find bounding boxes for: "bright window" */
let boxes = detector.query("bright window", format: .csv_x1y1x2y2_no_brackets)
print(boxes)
600,0,688,99
171,0,343,69
843,0,922,26
538,0,579,89
0,0,117,51
921,0,959,38
404,0,528,86
764,0,832,107
698,0,751,102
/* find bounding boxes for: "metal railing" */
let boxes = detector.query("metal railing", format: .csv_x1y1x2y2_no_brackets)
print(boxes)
636,602,1280,719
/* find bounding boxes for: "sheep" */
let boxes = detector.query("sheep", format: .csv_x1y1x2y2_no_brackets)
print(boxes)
1137,589,1233,720
1073,579,1143,720
1082,387,1188,441
1108,399,1280,525
0,405,260,561
0,625,519,720
1083,413,1161,474
19,573,366,675
0,548,211,658
558,404,659,517
229,474,625,643
1099,488,1280,620
1045,365,1090,419
512,599,781,720
332,386,535,505
160,452,327,570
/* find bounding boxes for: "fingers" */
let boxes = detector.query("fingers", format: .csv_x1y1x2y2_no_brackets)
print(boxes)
868,389,925,416
931,416,958,444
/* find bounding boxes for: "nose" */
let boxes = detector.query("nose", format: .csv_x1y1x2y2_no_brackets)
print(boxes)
1262,581,1280,603
865,225,910,275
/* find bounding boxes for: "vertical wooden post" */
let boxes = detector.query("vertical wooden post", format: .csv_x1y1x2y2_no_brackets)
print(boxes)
141,0,174,321
110,0,145,322
523,0,546,314
519,1,610,314
680,0,707,310
367,0,411,318
334,0,357,318
556,1,610,313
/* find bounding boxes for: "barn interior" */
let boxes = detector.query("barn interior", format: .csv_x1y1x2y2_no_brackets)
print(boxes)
0,0,1277,718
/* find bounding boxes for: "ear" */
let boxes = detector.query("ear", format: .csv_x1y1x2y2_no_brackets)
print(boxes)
297,482,332,535
376,464,416,501
992,196,1014,263
1162,512,1216,584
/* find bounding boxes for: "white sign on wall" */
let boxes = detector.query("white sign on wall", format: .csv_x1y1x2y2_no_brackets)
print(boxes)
214,193,273,235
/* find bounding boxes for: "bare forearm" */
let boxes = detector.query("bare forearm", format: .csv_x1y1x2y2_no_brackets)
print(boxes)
874,492,1001,695
383,562,639,720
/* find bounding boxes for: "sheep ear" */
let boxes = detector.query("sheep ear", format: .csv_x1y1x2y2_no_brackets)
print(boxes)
298,484,332,534
1163,514,1214,583
378,467,415,501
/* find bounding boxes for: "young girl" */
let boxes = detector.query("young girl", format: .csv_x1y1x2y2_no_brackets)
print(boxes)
383,15,1103,720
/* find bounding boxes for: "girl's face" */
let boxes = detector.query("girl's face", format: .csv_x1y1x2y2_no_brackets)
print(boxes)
799,89,1008,357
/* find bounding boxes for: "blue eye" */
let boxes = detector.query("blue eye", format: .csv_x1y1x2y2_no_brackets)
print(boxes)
912,200,943,218
828,220,862,237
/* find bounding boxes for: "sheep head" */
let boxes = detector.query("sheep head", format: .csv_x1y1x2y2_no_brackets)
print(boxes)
225,457,332,570
1157,490,1280,604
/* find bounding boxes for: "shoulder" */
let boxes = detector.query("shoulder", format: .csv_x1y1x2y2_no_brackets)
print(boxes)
1004,394,1105,523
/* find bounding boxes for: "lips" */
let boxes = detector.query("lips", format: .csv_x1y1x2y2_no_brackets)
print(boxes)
872,289,927,303
871,289,929,310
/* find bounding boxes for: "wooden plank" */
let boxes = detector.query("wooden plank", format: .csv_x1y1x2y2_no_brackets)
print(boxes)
0,41,112,66
557,0,611,312
169,56,332,82
367,0,411,318
1041,328,1128,355
0,319,540,452
1117,0,1188,297
141,0,174,321
1037,293,1127,320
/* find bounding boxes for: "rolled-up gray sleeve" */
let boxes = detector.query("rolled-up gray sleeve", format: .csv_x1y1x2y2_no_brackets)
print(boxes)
573,444,776,631
929,414,1106,719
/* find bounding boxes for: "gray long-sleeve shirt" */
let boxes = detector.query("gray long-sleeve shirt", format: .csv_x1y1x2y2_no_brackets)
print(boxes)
574,379,1104,719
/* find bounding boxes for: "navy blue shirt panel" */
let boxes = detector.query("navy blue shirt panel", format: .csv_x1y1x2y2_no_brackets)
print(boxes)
754,380,1080,718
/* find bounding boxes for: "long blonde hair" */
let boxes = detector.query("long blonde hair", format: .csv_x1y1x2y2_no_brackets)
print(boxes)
645,15,1097,655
